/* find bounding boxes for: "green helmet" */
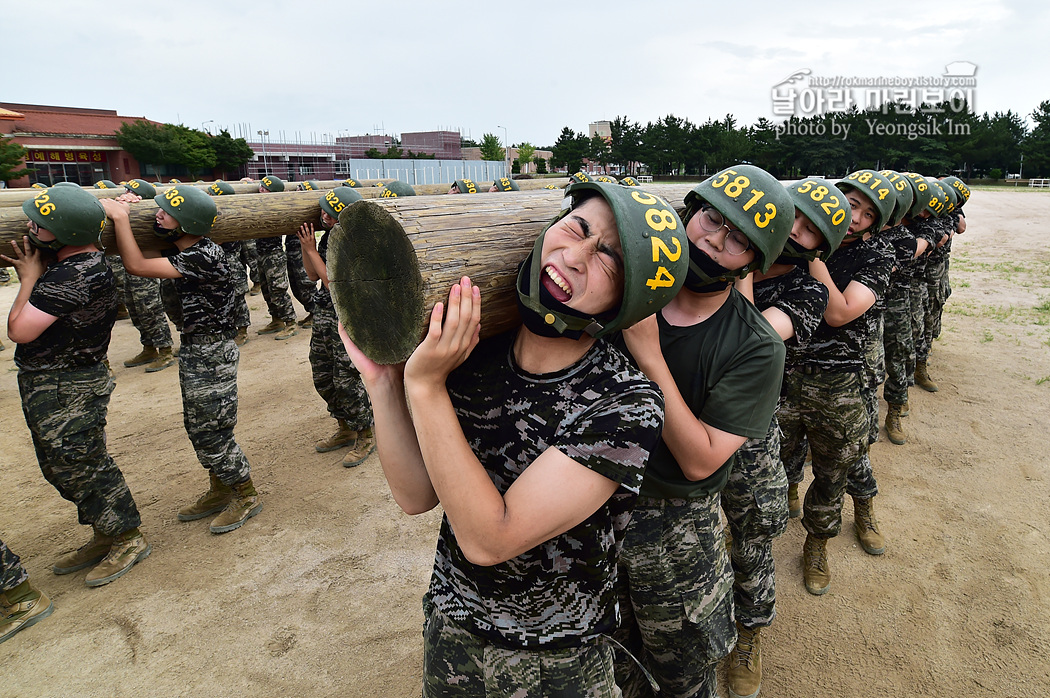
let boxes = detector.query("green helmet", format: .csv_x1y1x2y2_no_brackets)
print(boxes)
591,174,618,184
260,175,285,192
837,169,896,233
619,176,641,187
568,171,592,184
125,179,157,198
902,173,936,217
168,178,181,184
878,170,916,227
380,180,416,197
21,186,107,249
785,177,851,260
684,164,793,274
516,181,688,338
342,177,362,188
94,179,118,189
298,180,322,191
53,181,81,188
320,186,363,218
207,181,236,196
924,178,950,217
940,176,970,205
452,178,479,194
31,182,47,189
544,184,560,190
154,185,217,236
491,176,519,192
940,181,959,214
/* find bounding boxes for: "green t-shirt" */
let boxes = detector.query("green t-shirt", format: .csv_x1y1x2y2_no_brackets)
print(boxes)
619,289,785,499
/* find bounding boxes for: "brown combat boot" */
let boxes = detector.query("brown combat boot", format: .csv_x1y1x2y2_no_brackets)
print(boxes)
900,399,910,417
115,303,130,321
235,327,249,346
258,319,285,335
915,361,939,392
178,472,233,521
298,313,314,328
885,403,906,445
315,419,355,453
53,528,114,575
274,321,299,340
249,282,262,296
727,622,763,698
209,479,262,534
802,533,830,595
85,528,151,587
787,483,801,518
853,496,885,555
124,344,158,367
342,427,376,468
144,346,176,373
0,580,53,645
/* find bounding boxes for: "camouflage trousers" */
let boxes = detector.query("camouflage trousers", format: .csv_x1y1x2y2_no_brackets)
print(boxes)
0,538,29,592
257,237,297,323
862,320,885,446
778,369,869,539
919,257,950,361
284,235,317,316
178,337,250,486
221,242,251,330
882,282,913,406
421,605,621,698
907,276,928,373
614,495,735,698
108,256,126,301
720,417,787,629
310,301,373,428
160,278,183,333
125,274,173,348
17,364,141,537
241,240,262,287
0,267,10,284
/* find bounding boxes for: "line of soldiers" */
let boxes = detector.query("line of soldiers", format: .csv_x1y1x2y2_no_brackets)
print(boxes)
1,169,966,698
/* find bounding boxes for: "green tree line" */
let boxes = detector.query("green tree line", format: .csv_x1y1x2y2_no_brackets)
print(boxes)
549,100,1050,179
115,121,254,179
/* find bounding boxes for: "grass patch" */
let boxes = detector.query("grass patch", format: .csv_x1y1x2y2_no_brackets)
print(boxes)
1037,376,1050,385
982,329,994,342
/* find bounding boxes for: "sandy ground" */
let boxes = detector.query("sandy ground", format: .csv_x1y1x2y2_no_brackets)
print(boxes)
2,189,1049,697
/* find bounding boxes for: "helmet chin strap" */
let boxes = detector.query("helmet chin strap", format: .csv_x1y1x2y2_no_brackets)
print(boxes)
26,227,64,252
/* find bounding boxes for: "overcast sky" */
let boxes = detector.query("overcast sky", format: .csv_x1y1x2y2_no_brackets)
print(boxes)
4,0,1048,148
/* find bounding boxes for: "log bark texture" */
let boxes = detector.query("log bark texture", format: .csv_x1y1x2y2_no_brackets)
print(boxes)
327,184,698,364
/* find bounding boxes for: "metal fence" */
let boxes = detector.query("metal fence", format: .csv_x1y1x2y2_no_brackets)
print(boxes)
335,159,508,185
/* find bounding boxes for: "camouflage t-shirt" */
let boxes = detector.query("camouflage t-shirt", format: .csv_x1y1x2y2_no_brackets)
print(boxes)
880,225,920,281
803,237,893,372
753,265,829,369
15,251,117,372
427,330,663,649
164,238,236,336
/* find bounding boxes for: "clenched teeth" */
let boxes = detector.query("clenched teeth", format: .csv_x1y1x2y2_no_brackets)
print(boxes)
545,266,572,297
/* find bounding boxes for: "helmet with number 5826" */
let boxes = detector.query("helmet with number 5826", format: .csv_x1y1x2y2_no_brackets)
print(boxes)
684,164,793,273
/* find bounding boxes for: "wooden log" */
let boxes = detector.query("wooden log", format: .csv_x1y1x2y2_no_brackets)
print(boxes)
0,179,392,207
327,184,699,364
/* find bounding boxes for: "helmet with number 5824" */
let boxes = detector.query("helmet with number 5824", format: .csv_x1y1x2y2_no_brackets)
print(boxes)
516,181,688,338
684,164,793,273
154,185,217,236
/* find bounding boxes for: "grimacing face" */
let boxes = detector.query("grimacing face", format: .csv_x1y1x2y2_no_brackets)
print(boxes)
539,196,625,317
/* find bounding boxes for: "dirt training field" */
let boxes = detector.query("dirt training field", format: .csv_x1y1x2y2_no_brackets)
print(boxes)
2,188,1049,697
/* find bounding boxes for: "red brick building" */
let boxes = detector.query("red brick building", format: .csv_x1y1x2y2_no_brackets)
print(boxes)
1,102,155,188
